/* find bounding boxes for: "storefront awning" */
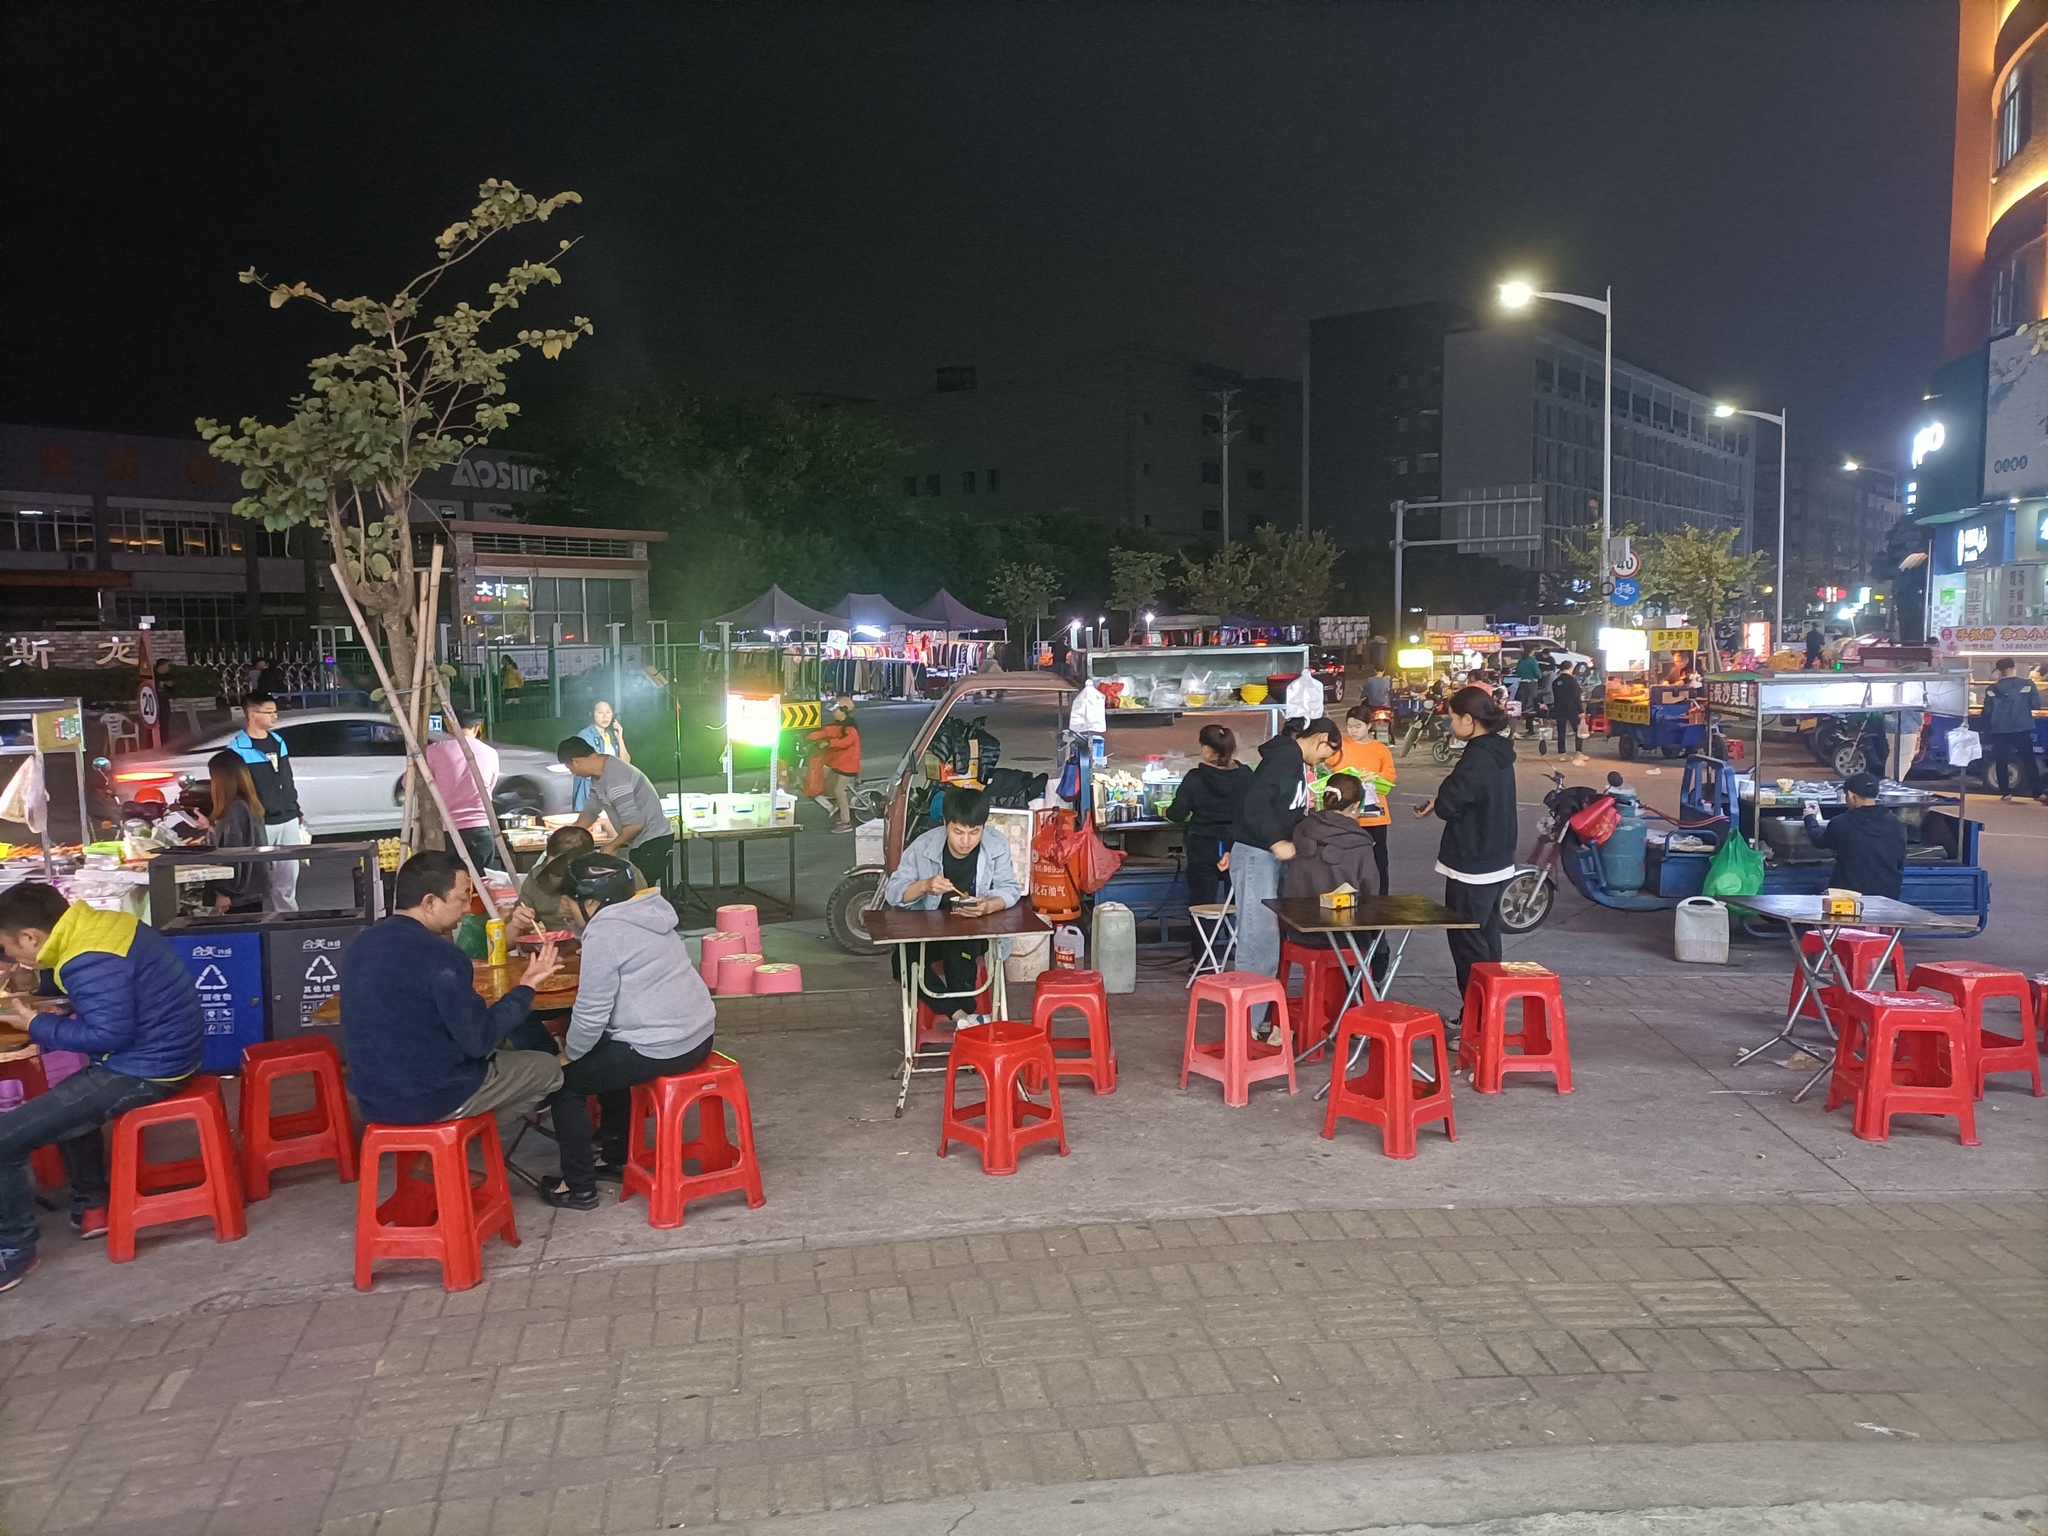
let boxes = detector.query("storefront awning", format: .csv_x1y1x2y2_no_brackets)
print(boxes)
911,588,1006,633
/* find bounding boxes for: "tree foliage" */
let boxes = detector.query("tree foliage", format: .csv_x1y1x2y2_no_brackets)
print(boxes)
196,178,589,843
1108,548,1171,615
984,562,1061,628
1636,525,1765,629
1178,526,1340,622
1179,542,1259,617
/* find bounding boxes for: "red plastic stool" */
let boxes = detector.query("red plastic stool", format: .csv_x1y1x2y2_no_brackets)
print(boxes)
939,1022,1068,1174
107,1075,247,1263
1030,970,1116,1094
237,1037,358,1200
1825,990,1978,1145
0,1052,70,1193
2034,973,2048,1054
1791,929,1906,1020
620,1053,766,1228
1321,1002,1457,1158
1281,940,1349,1061
1458,961,1574,1094
355,1115,518,1291
1908,961,2042,1099
1181,971,1295,1107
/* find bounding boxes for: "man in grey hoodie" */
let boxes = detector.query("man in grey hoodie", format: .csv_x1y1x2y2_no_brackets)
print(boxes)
537,853,717,1210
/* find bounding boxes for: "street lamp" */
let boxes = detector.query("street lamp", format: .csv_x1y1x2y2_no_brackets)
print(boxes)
1499,280,1613,626
1715,402,1788,653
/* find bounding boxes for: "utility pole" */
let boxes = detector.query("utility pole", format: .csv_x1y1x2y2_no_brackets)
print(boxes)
1212,388,1240,547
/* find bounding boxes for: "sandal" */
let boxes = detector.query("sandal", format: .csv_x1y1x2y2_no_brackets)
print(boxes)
536,1177,599,1211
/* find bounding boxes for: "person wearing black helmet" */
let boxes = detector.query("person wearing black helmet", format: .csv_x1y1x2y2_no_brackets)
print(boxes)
534,851,717,1210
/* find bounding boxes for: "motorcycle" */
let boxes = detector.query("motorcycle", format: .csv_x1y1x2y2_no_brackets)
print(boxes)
1497,770,1591,933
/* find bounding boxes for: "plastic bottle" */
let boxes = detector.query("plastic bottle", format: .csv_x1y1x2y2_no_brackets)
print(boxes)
1091,902,1137,994
1597,789,1649,893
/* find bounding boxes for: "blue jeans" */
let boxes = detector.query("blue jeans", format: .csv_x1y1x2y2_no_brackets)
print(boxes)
1228,843,1282,1024
0,1065,177,1258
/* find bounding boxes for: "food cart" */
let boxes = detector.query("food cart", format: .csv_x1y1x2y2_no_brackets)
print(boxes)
1690,670,1987,933
0,698,93,874
1602,682,1708,761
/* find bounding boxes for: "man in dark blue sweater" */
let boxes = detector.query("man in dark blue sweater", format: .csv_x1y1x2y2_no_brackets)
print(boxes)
341,851,563,1126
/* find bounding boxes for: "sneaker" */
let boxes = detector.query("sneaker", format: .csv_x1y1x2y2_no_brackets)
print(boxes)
0,1252,37,1293
536,1178,600,1211
831,821,854,834
70,1208,107,1241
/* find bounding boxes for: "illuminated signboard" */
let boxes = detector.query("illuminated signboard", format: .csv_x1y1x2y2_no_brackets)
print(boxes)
1957,526,1989,564
1394,648,1435,670
726,692,783,748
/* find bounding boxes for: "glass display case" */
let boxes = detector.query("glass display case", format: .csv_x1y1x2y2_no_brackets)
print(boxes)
1082,643,1309,712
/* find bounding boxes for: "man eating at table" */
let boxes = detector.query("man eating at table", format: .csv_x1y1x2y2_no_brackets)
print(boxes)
341,850,564,1131
883,786,1023,1023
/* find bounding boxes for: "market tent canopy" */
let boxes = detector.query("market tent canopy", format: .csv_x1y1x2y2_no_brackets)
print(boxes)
711,585,839,632
912,588,1007,633
829,592,928,630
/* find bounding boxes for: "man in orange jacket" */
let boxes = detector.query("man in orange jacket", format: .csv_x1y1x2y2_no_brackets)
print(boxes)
807,696,861,833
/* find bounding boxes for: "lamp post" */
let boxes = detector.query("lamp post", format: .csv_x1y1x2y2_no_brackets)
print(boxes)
1500,280,1612,627
1715,403,1787,653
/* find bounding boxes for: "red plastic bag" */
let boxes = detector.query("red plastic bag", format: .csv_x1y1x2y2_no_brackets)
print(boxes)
802,752,826,799
1068,813,1126,895
1567,794,1619,845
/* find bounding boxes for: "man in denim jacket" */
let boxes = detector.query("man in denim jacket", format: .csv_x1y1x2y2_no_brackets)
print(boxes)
883,787,1024,1020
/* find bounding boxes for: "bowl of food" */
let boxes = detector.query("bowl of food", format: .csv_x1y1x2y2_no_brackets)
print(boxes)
1185,691,1208,707
1238,683,1269,705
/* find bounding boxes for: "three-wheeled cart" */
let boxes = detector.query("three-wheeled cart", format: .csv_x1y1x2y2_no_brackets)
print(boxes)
1603,684,1707,761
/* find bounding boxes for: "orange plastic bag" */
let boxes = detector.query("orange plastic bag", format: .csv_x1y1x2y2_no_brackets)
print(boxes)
1068,813,1126,895
1567,795,1619,845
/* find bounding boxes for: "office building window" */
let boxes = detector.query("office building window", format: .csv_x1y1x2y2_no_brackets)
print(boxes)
1396,416,1411,433
1535,359,1554,391
961,470,977,495
1247,468,1265,490
924,474,941,497
2001,65,2031,169
1201,509,1220,531
1201,461,1221,484
1142,411,1153,424
250,525,304,559
1417,453,1440,474
1390,456,1411,476
1631,393,1650,424
103,593,249,646
986,467,1000,493
1141,462,1151,477
1248,423,1265,445
904,476,918,498
0,502,94,554
107,507,238,557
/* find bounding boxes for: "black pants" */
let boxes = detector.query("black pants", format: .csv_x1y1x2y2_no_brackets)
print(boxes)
1185,833,1232,908
1552,711,1583,754
446,826,497,875
891,939,988,1004
546,1035,715,1192
1989,731,2043,797
627,835,675,893
1362,821,1389,896
1442,876,1507,1016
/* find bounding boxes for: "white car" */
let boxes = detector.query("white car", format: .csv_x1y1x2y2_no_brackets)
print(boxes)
109,708,578,836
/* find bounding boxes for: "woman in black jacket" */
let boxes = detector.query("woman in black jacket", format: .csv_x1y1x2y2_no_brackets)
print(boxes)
1413,686,1519,1015
202,749,268,915
1164,724,1252,910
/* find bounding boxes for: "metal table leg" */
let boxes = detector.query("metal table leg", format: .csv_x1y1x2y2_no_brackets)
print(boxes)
1310,928,1420,1102
893,943,919,1117
1734,920,1832,1066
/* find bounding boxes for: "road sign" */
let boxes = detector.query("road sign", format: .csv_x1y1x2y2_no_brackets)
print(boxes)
1612,577,1641,607
137,682,158,729
780,699,821,731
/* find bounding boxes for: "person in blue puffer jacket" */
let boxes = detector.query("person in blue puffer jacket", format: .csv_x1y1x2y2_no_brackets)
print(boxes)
0,884,204,1291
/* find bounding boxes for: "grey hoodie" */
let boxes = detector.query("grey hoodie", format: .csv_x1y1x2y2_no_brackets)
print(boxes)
564,889,715,1062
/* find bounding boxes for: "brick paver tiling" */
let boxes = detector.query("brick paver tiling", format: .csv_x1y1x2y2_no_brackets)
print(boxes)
0,1200,2042,1535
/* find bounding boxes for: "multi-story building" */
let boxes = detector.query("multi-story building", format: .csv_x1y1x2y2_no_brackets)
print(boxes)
868,349,1301,542
1755,456,1905,614
0,424,658,656
1912,2,2048,655
1308,304,1753,587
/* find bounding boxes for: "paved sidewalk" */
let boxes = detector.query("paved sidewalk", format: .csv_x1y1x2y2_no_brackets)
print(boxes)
1,1200,2041,1534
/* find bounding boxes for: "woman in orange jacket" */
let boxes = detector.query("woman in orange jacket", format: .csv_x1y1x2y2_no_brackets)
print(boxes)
806,695,861,832
1326,703,1396,894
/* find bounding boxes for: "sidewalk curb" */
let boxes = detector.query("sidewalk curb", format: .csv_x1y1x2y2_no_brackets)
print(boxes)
664,1440,2048,1536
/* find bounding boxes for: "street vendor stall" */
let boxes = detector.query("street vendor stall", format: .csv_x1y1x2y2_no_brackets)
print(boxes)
0,698,93,874
1690,670,1988,933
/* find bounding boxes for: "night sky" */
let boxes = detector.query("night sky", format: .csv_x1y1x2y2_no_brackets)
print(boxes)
2,2,1954,469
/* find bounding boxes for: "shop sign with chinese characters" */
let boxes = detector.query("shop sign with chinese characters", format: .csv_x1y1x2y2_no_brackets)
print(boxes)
1939,624,2048,654
3,631,188,670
